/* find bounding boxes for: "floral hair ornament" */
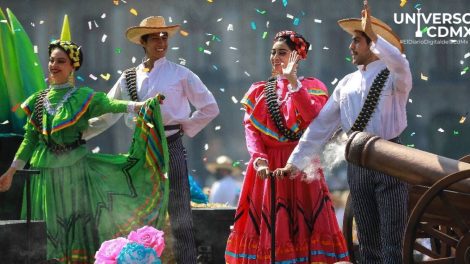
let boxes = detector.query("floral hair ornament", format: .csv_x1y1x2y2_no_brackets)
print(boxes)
95,225,165,264
274,30,310,60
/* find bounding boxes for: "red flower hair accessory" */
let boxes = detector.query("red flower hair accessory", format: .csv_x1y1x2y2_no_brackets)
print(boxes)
274,30,310,59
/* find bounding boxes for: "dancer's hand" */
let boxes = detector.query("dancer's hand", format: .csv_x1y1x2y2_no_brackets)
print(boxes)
255,159,270,179
0,167,16,192
361,2,378,42
273,163,299,179
281,51,300,88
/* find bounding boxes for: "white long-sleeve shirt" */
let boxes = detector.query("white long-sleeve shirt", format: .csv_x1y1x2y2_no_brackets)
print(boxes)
288,36,412,171
83,57,219,139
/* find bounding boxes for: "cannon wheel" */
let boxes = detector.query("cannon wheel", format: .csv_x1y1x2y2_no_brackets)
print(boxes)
342,194,358,263
403,170,470,263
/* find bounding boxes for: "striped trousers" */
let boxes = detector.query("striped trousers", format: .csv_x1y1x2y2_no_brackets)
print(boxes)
167,137,197,263
347,162,408,264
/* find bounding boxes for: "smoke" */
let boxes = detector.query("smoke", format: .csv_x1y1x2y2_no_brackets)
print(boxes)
321,130,348,174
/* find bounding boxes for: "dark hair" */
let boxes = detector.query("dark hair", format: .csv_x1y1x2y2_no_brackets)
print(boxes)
273,31,310,59
140,32,169,43
48,41,83,71
358,31,372,45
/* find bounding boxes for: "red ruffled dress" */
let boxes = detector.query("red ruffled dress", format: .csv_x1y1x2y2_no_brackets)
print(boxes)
225,77,349,263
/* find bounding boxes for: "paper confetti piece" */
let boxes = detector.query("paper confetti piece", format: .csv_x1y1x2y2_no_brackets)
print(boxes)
100,73,111,81
231,96,239,103
461,66,469,75
94,20,99,28
400,0,407,7
416,114,422,118
89,74,98,81
204,144,209,150
262,31,268,39
215,126,221,131
115,48,121,54
132,57,136,63
203,50,212,55
293,18,300,26
420,73,428,81
453,130,460,135
314,19,322,23
178,58,186,65
113,0,119,5
345,57,351,62
407,144,415,148
130,8,138,16
460,114,467,124
0,20,7,24
256,9,267,15
421,27,428,33
244,71,251,77
101,34,108,43
414,3,422,9
282,0,288,7
31,22,35,27
464,52,470,59
88,21,92,30
207,0,213,2
77,76,85,82
212,65,218,70
219,88,225,92
92,146,100,153
227,24,234,31
409,99,413,103
171,47,180,50
217,18,223,22
229,47,238,50
250,21,257,30
168,17,173,23
331,78,338,85
180,30,189,37
39,20,44,24
410,132,415,136
34,45,38,54
101,13,106,19
266,21,270,28
287,14,294,19
1,120,9,125
437,128,445,133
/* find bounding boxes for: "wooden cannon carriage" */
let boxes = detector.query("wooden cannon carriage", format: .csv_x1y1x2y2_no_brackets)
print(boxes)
342,131,470,263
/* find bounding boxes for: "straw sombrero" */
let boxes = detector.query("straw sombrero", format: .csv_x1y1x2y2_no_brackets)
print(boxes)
338,16,404,53
206,156,242,175
126,16,180,45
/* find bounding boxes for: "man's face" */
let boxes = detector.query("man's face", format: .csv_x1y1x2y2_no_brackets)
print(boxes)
141,32,169,60
349,31,373,66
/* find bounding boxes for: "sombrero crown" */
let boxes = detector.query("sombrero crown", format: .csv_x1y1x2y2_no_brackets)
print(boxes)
126,16,180,45
338,16,404,53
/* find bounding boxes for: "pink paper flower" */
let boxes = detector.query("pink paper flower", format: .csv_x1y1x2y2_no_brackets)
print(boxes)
95,237,129,264
127,226,165,256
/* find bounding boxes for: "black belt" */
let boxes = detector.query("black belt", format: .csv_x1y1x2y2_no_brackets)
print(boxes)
164,124,183,143
46,139,86,155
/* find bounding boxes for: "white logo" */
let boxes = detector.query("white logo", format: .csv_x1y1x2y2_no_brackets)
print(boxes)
394,5,470,38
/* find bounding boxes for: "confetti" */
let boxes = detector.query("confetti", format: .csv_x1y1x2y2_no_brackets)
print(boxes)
407,144,415,148
132,57,136,63
282,0,288,7
460,114,467,124
420,73,428,81
33,45,38,54
453,130,460,135
215,126,221,131
92,146,100,153
464,52,470,59
207,0,213,2
180,30,189,36
421,27,428,33
89,74,98,81
314,19,322,23
227,24,234,31
410,132,416,136
219,88,225,92
168,17,173,23
101,13,106,19
229,47,238,50
77,76,84,82
262,31,268,39
414,3,422,9
39,20,44,24
101,34,108,43
94,20,99,28
171,47,180,50
217,18,223,22
113,0,119,5
212,65,218,70
286,14,294,19
416,114,422,118
331,78,338,85
1,120,9,125
231,96,239,103
293,18,300,26
130,8,138,16
256,9,267,15
100,73,111,81
31,22,35,27
437,128,445,133
400,0,407,7
323,46,329,50
345,57,351,62
0,20,7,24
205,41,210,46
244,71,251,77
250,21,257,30
115,48,121,54
204,144,209,150
461,66,469,75
88,21,92,30
178,58,186,65
203,50,212,55
409,98,413,103
266,21,270,28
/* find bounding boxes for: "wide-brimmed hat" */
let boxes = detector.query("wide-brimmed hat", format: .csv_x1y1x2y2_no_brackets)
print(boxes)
338,16,404,53
126,16,180,45
206,156,242,175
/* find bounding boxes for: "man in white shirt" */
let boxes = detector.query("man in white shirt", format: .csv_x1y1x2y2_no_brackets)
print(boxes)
275,5,411,263
206,155,242,207
84,16,219,263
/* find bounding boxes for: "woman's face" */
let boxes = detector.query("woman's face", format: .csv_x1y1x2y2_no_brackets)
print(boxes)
270,40,292,74
48,48,74,84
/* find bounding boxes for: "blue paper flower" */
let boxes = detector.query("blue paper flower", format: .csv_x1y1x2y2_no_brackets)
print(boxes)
117,242,161,264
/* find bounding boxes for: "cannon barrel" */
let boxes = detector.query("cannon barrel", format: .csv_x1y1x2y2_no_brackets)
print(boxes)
345,132,470,193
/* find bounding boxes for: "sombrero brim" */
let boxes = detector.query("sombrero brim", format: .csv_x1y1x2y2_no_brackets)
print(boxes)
338,18,404,53
206,163,242,175
126,25,180,45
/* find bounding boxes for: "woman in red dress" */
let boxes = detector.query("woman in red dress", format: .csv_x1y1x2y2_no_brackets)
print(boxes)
225,30,349,263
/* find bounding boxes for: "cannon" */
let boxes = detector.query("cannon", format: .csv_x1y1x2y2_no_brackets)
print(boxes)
342,131,470,263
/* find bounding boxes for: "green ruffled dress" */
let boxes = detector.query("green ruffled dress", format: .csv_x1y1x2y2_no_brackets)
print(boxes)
14,86,169,263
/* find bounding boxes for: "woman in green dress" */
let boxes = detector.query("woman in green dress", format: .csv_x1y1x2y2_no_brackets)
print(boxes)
0,40,169,263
